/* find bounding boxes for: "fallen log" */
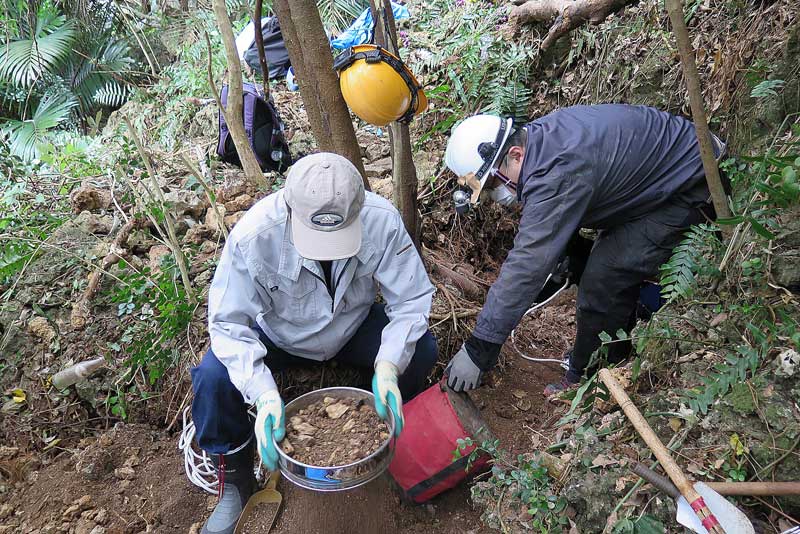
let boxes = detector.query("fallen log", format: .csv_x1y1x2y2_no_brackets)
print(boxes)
510,0,637,50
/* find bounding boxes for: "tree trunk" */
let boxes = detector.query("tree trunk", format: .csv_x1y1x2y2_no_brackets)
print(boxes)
665,0,732,221
511,0,636,50
368,0,420,245
272,0,369,189
211,0,267,188
179,0,189,12
141,0,150,14
253,0,271,97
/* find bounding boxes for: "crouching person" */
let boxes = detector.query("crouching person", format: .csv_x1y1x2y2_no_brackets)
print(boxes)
190,153,436,534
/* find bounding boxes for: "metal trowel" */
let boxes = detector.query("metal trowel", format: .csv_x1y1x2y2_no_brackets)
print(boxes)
234,471,283,534
633,463,755,534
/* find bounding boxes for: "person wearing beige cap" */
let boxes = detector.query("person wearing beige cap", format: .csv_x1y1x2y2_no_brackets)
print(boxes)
190,152,436,534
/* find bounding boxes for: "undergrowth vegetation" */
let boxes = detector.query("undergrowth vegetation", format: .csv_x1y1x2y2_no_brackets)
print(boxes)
0,0,141,160
110,257,196,384
407,0,537,125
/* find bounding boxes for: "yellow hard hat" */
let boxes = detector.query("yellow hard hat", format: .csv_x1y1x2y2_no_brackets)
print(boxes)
334,44,427,127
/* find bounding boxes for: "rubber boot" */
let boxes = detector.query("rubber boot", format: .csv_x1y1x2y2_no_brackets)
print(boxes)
201,437,256,534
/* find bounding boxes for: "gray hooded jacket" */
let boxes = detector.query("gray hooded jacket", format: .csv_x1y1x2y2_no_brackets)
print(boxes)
473,104,721,344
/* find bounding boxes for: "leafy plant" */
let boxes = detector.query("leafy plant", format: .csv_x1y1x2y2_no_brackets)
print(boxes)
0,138,67,289
0,0,140,159
408,1,536,120
455,438,569,533
316,0,369,34
0,10,77,87
1,92,78,160
110,256,196,384
106,387,129,419
750,79,785,99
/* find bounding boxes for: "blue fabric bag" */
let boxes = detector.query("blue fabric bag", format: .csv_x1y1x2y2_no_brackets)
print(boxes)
330,2,410,50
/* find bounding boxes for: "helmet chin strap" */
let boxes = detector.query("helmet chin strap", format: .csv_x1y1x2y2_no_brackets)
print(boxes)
493,168,517,192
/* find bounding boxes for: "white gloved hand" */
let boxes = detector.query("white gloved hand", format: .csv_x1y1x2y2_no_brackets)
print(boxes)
372,360,404,437
254,389,285,471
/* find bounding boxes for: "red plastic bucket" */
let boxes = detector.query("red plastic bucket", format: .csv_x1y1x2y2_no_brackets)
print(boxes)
388,381,493,503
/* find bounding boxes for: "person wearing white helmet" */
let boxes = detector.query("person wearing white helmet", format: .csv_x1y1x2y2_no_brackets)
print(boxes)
442,104,727,396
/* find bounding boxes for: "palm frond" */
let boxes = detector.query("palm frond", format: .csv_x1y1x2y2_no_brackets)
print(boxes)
1,93,77,160
93,81,130,107
317,0,368,34
0,16,77,88
67,37,135,113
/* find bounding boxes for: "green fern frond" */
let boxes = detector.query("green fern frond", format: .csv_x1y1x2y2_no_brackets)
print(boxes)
1,92,77,160
659,224,720,302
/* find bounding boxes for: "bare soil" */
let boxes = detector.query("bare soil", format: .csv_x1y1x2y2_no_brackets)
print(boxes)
0,424,207,533
270,474,482,534
284,396,389,467
0,287,576,534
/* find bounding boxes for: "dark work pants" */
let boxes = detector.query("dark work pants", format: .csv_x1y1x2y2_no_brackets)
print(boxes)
566,181,713,382
191,303,438,454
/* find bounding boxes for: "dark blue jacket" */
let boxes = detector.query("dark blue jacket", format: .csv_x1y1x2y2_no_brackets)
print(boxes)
473,104,719,344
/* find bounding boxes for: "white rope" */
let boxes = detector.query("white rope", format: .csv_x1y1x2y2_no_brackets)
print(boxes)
510,276,571,368
178,406,218,494
178,405,263,494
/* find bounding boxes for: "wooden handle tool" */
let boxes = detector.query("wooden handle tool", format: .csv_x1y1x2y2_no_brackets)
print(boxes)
599,369,727,534
633,463,800,496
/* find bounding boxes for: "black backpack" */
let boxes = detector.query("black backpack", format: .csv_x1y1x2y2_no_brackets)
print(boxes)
217,82,292,172
243,17,291,80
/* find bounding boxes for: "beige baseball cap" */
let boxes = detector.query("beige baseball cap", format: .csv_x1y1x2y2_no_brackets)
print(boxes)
284,152,365,261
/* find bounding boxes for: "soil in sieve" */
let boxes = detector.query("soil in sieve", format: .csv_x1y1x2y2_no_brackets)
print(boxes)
282,396,390,466
238,501,280,533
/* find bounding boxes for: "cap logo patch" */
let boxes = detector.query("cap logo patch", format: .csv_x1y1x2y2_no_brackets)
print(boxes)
311,212,343,227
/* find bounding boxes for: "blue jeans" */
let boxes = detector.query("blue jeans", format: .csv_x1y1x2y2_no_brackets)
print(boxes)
191,303,438,454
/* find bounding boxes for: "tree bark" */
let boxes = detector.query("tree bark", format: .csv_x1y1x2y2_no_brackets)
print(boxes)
272,0,369,189
211,0,267,188
368,0,420,245
253,0,271,97
666,0,732,221
511,0,636,50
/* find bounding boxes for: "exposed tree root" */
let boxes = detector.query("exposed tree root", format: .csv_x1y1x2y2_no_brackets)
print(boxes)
429,259,485,301
510,0,637,50
70,217,145,330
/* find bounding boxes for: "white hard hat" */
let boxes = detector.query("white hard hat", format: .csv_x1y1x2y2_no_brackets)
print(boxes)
444,114,513,195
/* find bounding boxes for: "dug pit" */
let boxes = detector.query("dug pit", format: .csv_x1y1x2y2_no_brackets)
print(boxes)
282,396,389,466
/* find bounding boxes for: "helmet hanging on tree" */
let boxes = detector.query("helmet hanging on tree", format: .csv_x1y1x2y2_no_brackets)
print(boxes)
444,114,513,206
334,44,427,127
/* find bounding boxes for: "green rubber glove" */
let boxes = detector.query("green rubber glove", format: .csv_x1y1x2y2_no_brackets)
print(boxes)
254,389,285,471
372,360,404,437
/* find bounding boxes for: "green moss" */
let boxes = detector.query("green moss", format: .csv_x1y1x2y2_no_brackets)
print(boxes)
723,382,756,415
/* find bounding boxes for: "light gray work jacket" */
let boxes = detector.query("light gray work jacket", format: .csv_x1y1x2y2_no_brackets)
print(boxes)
208,189,434,404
